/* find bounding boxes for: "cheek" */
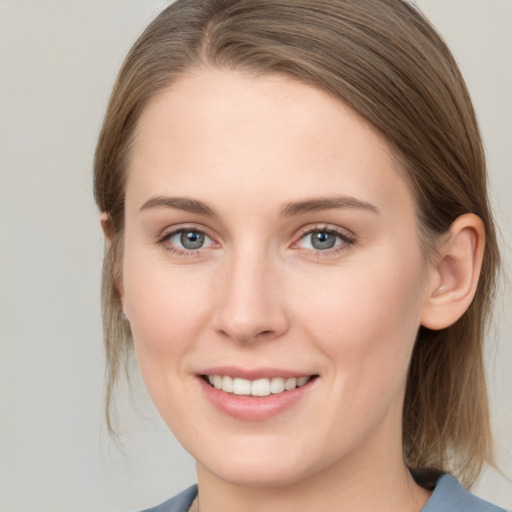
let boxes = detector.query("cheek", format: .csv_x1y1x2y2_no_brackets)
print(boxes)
121,244,213,366
294,250,426,391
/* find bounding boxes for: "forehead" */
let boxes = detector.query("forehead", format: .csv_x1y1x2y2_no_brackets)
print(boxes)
127,68,415,222
133,68,390,158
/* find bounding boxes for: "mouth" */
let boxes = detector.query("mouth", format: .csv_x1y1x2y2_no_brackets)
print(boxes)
198,370,319,420
201,374,317,396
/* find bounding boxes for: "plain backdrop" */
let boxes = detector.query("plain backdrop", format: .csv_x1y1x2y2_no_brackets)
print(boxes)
0,1,511,511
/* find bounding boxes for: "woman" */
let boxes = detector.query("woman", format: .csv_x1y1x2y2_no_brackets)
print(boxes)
94,1,505,510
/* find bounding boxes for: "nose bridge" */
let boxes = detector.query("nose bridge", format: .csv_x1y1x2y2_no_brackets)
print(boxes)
214,242,288,342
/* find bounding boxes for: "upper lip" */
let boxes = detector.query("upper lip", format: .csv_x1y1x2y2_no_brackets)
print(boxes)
198,366,316,380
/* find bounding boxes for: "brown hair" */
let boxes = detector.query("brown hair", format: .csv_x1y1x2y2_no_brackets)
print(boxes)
94,0,500,488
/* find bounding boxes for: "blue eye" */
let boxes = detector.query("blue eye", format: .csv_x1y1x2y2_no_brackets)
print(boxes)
298,229,351,251
166,229,215,251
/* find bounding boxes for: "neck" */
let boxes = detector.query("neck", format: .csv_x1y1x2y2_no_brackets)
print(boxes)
194,417,430,512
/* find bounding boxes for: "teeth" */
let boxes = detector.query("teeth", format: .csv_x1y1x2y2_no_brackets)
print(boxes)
297,376,309,387
206,375,312,396
251,378,270,397
270,377,285,393
233,377,251,395
213,375,222,389
284,377,297,390
222,375,233,393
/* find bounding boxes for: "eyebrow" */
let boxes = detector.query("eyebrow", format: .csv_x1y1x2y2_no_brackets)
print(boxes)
280,196,379,217
139,195,379,218
139,196,219,217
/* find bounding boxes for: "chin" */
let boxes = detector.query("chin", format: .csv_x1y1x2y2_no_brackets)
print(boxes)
193,436,342,489
203,458,312,488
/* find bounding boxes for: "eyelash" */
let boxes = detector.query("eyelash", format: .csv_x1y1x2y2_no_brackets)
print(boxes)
293,224,356,258
156,224,356,258
157,225,216,257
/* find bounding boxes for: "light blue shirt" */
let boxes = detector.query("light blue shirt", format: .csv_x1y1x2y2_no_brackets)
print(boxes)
140,474,506,511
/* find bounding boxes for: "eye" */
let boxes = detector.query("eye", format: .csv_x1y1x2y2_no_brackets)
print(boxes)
296,228,354,252
160,228,216,253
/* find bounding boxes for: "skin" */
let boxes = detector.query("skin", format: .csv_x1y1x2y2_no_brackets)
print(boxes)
115,69,483,512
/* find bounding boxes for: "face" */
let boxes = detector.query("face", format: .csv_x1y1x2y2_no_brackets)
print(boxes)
121,69,434,488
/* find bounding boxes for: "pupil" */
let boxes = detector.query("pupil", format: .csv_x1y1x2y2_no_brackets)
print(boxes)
181,230,205,249
311,231,336,250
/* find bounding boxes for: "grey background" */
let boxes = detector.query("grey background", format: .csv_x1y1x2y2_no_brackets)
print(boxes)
0,1,511,511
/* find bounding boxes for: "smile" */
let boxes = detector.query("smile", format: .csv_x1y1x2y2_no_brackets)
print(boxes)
205,375,313,396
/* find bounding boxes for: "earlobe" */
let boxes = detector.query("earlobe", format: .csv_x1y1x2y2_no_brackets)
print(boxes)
420,214,485,330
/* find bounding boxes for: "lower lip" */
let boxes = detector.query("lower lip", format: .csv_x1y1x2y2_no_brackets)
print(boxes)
198,376,316,421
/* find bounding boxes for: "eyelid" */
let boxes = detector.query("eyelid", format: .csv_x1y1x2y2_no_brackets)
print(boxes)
294,223,355,241
156,223,220,255
157,223,216,242
155,222,355,257
292,224,356,254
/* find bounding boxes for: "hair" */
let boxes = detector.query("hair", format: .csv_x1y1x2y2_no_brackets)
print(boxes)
93,0,500,488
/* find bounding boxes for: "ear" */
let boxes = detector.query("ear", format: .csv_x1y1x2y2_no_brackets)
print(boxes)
420,213,485,330
99,212,127,314
100,212,112,245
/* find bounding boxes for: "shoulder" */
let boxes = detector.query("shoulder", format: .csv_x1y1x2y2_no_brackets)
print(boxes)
139,485,198,512
422,474,507,512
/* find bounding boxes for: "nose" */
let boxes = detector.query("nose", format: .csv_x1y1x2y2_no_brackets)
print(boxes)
213,248,289,343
